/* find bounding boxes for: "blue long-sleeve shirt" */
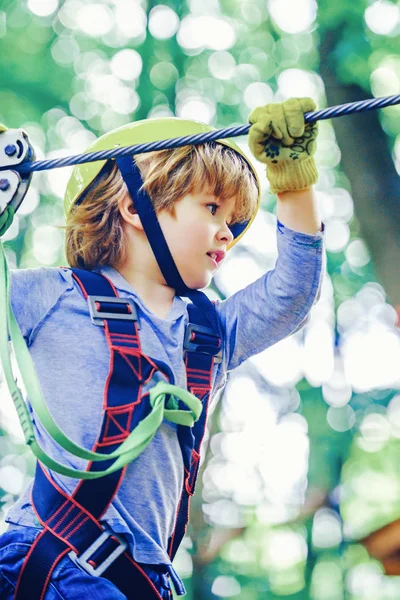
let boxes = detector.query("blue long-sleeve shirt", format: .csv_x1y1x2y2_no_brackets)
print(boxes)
5,220,325,567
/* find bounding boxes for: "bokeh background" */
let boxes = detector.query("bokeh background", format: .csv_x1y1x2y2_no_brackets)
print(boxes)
1,0,400,598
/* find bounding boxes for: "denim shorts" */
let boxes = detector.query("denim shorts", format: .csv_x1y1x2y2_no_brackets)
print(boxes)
0,525,173,599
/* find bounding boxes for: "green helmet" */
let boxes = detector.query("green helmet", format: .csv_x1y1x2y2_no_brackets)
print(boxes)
64,117,261,251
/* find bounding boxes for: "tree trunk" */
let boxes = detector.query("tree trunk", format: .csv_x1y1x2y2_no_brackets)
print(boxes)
319,29,400,306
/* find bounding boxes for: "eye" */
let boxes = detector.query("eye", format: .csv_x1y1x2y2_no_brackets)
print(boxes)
206,202,234,226
206,203,219,216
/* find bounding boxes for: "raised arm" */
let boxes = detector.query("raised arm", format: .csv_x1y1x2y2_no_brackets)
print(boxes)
213,99,325,375
277,188,321,235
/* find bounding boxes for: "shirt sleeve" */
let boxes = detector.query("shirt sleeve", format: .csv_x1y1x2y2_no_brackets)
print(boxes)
215,220,325,372
9,267,74,344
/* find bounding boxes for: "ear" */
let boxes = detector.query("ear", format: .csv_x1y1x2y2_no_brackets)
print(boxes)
118,193,144,231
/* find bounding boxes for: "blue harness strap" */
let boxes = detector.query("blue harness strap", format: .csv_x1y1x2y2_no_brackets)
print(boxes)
14,268,222,599
168,304,221,560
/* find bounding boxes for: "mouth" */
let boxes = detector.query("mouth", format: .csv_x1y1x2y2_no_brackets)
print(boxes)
207,254,218,268
206,250,225,267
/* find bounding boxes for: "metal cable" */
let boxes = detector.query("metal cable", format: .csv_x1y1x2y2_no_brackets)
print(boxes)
5,94,400,175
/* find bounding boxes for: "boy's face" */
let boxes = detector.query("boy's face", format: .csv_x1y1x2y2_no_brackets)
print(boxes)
157,191,236,290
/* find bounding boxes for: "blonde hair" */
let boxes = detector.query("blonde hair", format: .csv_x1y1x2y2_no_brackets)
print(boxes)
65,142,258,270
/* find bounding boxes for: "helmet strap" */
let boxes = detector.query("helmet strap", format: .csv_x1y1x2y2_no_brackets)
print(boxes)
115,156,222,333
116,156,188,296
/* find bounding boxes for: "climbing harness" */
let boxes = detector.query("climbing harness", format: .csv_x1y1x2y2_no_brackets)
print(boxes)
14,268,221,599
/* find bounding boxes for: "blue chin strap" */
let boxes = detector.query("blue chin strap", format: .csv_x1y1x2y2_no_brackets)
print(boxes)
116,156,188,297
115,156,248,333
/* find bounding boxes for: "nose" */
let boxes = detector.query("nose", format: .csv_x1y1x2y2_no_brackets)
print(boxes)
217,222,234,244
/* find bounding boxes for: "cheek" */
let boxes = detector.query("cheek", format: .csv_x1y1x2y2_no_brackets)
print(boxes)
166,229,195,268
161,211,210,263
179,223,207,251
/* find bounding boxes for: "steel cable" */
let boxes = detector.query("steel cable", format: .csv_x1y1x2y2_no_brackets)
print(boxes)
3,94,400,175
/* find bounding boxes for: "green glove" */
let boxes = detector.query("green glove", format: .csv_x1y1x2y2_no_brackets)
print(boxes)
0,124,8,133
248,98,318,194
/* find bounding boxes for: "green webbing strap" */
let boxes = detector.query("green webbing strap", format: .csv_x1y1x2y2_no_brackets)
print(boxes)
0,206,15,237
0,239,202,479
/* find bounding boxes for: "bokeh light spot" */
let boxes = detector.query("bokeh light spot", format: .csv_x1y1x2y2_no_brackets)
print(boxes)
150,62,179,90
364,0,400,35
177,98,215,123
0,465,24,495
51,37,80,67
324,220,350,253
77,3,114,37
114,2,147,38
327,406,355,432
243,82,274,110
208,51,236,80
345,239,370,268
28,0,59,17
268,0,317,34
111,49,143,81
211,576,241,597
178,15,236,51
148,5,179,39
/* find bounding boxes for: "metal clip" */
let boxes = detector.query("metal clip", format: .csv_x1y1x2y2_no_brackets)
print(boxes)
0,128,35,216
68,526,128,577
88,295,139,327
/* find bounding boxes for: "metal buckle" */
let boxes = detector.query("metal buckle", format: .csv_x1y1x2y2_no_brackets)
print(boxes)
184,323,222,363
88,295,139,327
68,526,128,577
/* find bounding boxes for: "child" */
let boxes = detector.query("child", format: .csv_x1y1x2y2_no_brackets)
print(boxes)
0,98,324,599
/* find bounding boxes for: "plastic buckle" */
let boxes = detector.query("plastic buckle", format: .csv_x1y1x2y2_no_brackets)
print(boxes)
68,526,128,577
184,323,222,363
88,295,139,327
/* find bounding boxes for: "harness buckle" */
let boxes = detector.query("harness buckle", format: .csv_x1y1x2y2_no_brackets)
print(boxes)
68,526,128,577
88,295,139,327
184,323,222,363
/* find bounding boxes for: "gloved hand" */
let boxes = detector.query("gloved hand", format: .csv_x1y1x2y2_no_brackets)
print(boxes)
0,124,7,133
248,98,318,194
